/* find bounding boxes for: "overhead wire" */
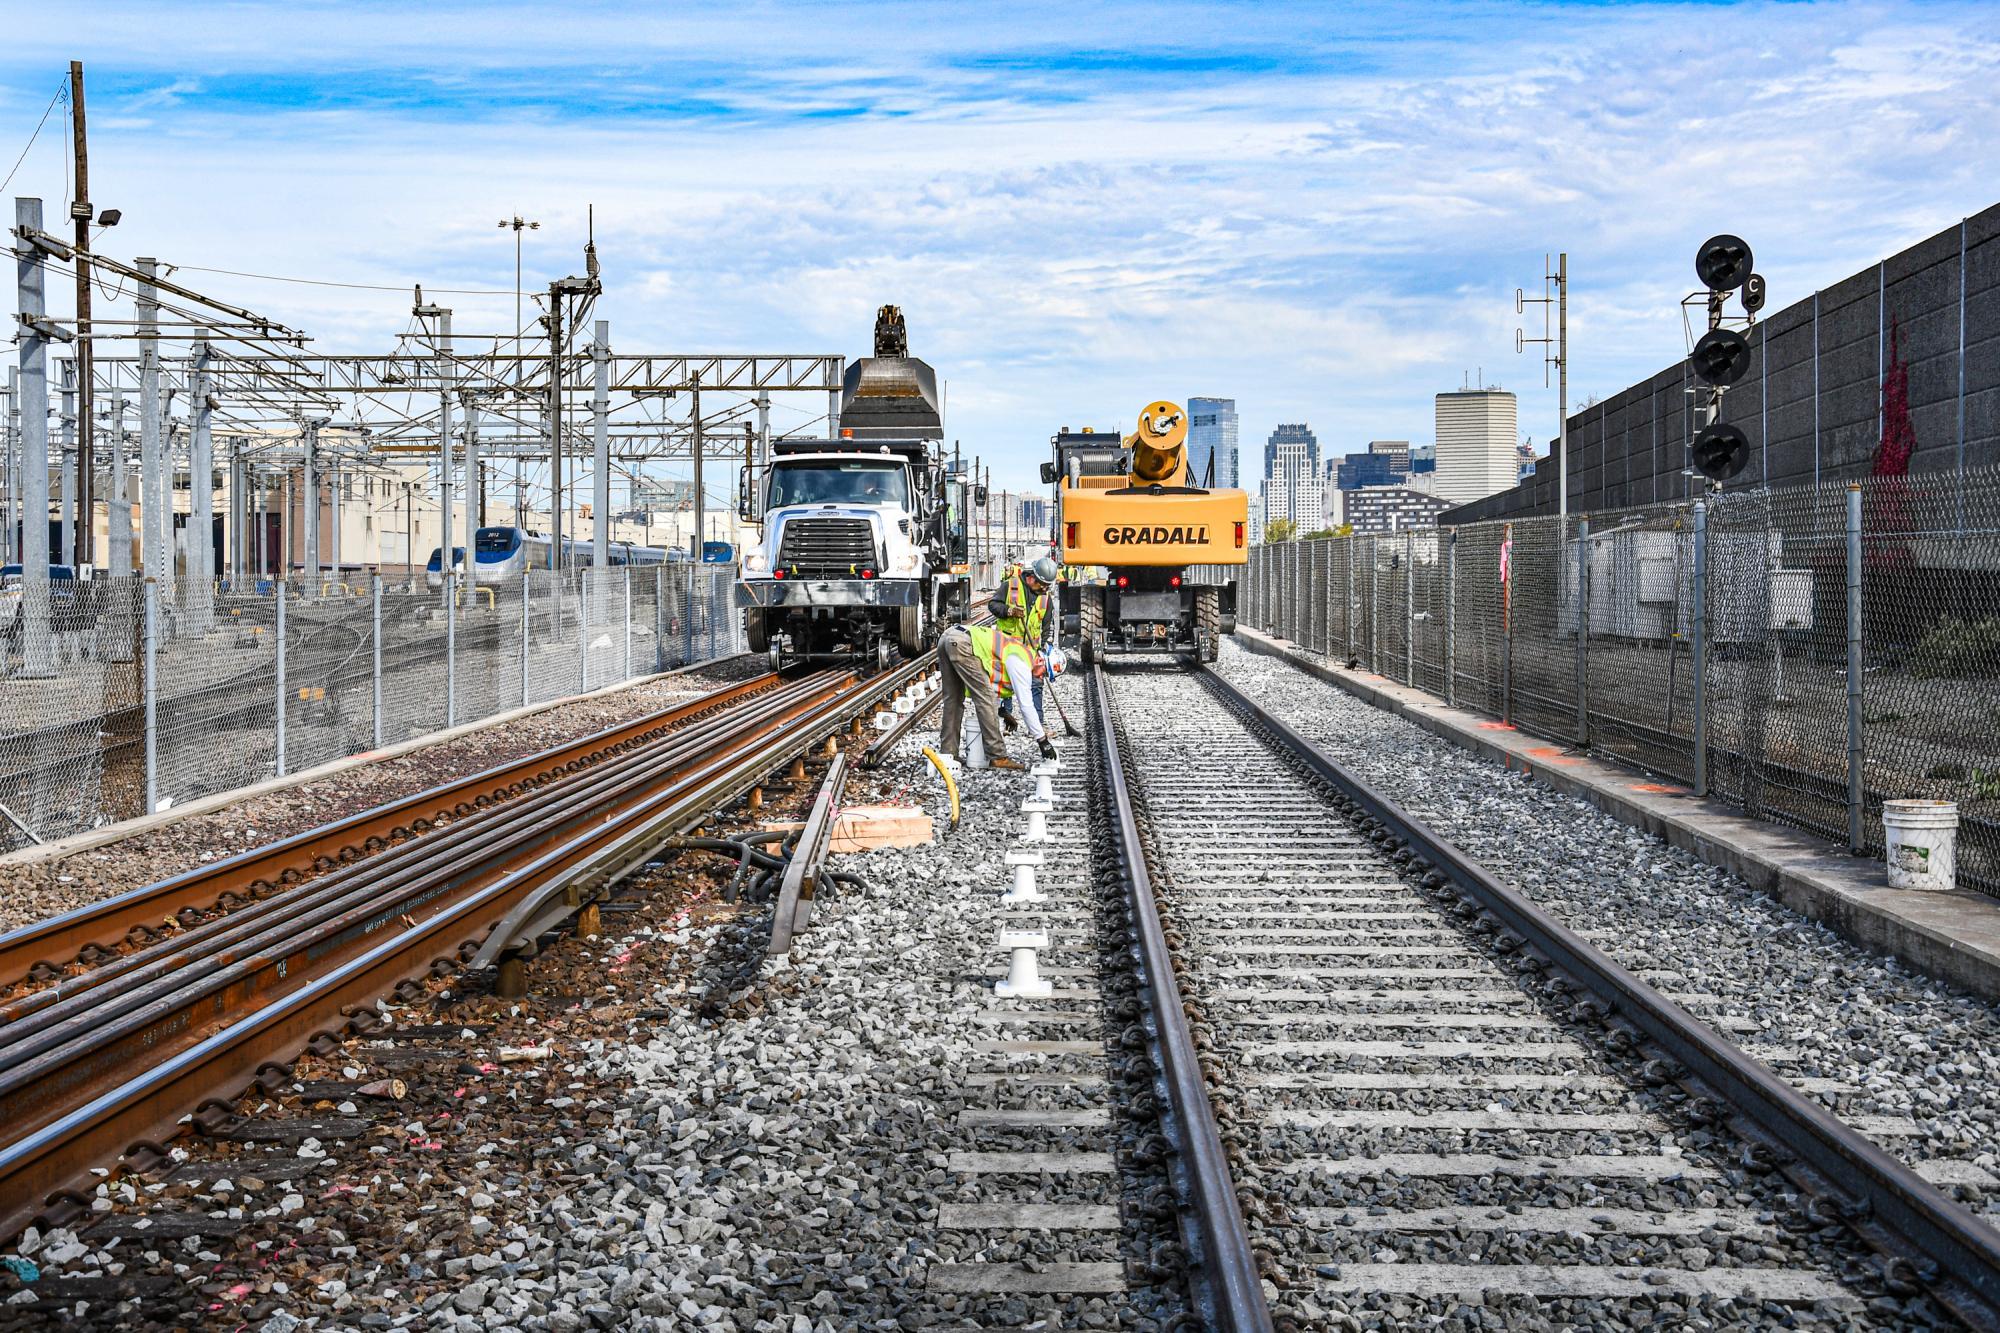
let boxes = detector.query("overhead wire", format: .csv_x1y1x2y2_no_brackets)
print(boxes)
164,264,519,296
0,80,66,198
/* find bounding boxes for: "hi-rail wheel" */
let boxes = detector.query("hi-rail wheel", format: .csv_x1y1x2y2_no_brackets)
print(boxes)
745,608,770,655
898,604,924,658
1079,586,1104,664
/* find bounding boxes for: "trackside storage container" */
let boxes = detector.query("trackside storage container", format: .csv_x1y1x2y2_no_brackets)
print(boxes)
1882,799,1958,891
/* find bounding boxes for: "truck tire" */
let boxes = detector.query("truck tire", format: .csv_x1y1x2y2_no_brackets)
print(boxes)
1080,587,1103,664
1195,587,1221,664
745,608,769,654
899,604,925,658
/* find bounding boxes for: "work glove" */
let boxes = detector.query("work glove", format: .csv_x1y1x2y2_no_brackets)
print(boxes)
1038,737,1058,761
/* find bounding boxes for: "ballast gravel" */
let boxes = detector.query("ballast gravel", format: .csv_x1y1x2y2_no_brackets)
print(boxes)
3,677,1177,1330
1210,638,2000,1219
0,656,765,935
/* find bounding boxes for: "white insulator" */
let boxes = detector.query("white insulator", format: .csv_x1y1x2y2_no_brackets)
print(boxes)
1003,848,1046,903
872,710,897,730
893,693,916,715
995,929,1052,999
1031,761,1059,803
1019,798,1053,842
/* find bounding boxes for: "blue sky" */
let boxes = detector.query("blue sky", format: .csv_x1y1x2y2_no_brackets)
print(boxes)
4,0,1998,488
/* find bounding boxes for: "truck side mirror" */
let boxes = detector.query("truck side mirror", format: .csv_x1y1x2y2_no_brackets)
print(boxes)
1038,462,1057,484
738,466,756,522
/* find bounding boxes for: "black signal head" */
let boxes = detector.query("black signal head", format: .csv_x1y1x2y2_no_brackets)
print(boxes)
1696,234,1755,293
1690,327,1752,386
1692,422,1750,481
1742,273,1767,314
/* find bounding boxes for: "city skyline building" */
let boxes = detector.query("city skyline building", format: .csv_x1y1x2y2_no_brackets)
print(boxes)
1261,422,1324,532
1433,387,1520,506
1187,397,1239,489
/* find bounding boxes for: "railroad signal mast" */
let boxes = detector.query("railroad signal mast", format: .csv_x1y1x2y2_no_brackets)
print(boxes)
1516,253,1568,518
1685,234,1765,488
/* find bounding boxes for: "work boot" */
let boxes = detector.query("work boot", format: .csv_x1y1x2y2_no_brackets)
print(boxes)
990,756,1028,772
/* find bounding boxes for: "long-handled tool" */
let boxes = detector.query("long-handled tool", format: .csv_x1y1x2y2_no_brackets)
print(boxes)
1045,672,1083,738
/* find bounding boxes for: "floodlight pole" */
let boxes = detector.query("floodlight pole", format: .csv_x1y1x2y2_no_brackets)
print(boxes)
1516,253,1568,518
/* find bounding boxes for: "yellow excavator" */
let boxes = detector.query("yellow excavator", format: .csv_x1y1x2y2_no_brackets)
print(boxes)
1044,400,1248,662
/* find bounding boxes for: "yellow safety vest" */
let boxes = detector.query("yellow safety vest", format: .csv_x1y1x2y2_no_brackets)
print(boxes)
995,568,1049,645
969,624,1035,698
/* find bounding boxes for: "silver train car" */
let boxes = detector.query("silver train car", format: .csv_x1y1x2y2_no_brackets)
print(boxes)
426,526,679,590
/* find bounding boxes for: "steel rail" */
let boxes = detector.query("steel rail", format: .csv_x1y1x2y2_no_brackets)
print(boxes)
1194,662,2000,1330
0,657,915,1239
767,752,846,955
1087,664,1275,1333
0,678,828,1048
0,661,770,985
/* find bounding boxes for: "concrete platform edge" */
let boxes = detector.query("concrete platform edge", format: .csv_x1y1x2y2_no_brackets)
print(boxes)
2,653,747,870
1232,626,2000,1004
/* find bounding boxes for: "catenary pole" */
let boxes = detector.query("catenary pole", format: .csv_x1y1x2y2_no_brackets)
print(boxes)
70,61,94,568
15,198,55,676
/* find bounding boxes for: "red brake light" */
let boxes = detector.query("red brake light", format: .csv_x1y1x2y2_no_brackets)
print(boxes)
1170,574,1181,588
1065,522,1078,549
1116,575,1129,589
861,568,875,579
773,568,786,579
1233,522,1245,549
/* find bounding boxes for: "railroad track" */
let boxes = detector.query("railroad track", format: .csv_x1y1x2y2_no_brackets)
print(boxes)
1084,659,2000,1329
0,651,931,1241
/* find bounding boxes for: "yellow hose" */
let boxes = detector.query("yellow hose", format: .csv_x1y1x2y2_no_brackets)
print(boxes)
921,746,961,828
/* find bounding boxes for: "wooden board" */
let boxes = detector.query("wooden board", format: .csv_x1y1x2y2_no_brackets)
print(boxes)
765,803,933,852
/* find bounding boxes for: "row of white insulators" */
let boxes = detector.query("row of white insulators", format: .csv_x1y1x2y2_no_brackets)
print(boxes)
997,760,1061,1000
873,674,941,729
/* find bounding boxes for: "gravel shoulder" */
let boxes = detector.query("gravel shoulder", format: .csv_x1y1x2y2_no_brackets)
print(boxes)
0,657,764,936
1209,637,2000,1222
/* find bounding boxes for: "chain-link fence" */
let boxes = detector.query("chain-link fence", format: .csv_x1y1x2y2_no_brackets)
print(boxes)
1240,464,2000,896
0,564,745,852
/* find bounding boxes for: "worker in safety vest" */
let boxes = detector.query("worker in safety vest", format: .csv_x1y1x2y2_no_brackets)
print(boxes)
935,622,1055,770
991,556,1058,732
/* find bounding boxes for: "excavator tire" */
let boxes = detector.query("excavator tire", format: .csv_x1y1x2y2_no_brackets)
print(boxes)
1080,586,1104,664
1195,586,1221,664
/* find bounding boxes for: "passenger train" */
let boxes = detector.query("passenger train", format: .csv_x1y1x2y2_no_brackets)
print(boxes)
426,526,685,590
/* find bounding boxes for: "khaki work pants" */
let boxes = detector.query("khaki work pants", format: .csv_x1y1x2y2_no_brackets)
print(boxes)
937,625,1007,763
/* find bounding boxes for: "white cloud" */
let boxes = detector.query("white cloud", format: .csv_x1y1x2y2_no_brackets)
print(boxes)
1,1,1995,487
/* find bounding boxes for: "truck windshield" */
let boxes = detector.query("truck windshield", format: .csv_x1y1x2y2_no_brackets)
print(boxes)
768,461,908,509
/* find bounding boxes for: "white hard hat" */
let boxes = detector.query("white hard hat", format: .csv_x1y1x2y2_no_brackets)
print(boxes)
1046,647,1068,677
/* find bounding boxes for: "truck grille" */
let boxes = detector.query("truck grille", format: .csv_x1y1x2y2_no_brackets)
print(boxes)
777,517,879,576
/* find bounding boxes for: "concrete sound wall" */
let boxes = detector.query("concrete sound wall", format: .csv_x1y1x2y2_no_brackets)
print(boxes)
1445,203,2000,522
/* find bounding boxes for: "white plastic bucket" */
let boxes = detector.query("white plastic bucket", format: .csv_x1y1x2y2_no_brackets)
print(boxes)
1882,799,1958,892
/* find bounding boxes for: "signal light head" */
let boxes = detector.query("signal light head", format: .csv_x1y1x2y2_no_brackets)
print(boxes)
1692,422,1751,482
1690,327,1752,387
1696,233,1755,293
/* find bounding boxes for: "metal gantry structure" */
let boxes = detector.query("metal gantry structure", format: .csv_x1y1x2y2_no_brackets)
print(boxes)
5,194,844,670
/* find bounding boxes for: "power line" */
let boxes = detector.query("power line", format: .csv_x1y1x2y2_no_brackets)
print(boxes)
166,263,518,296
0,81,67,197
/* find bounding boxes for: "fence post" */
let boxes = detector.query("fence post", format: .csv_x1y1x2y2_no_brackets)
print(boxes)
1502,523,1513,726
143,576,159,813
624,567,634,679
1369,539,1380,672
578,572,589,694
707,569,718,659
1846,482,1864,852
445,572,458,729
653,565,666,671
682,565,695,665
1347,538,1357,662
1404,530,1415,686
1575,517,1590,747
520,571,532,707
275,582,288,778
371,574,383,749
1445,529,1457,707
1691,503,1708,797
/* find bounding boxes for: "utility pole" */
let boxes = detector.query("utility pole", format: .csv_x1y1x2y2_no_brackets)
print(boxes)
415,295,453,581
137,257,165,588
1516,252,1568,518
464,392,481,561
546,281,564,568
690,375,703,559
15,197,55,676
108,389,128,574
592,319,610,566
189,342,213,630
58,360,74,567
70,60,94,568
497,215,539,387
301,418,320,593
